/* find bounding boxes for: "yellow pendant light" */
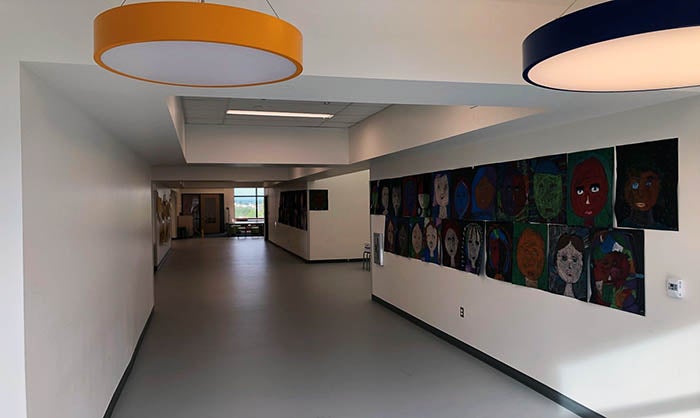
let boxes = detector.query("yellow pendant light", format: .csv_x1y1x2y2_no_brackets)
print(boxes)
94,1,303,88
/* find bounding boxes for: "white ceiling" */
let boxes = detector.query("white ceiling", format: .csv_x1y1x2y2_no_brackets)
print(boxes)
13,0,699,177
183,97,390,128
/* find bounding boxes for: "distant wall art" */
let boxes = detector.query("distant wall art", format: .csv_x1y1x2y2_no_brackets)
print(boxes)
432,171,450,219
548,225,589,301
451,168,473,221
309,189,329,211
423,218,441,264
590,229,645,315
530,154,567,224
615,138,678,231
471,165,497,221
567,148,614,228
461,222,484,275
512,223,548,290
486,222,513,282
278,190,307,230
369,137,676,317
441,219,463,269
497,160,530,222
409,217,425,260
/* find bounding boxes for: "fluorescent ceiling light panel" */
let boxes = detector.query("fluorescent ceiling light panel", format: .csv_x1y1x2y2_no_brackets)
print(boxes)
226,110,334,119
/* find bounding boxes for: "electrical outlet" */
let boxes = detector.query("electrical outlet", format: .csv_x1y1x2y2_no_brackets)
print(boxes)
459,306,464,318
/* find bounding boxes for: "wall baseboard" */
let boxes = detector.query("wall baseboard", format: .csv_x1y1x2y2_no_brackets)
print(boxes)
103,308,154,418
154,246,172,272
371,295,603,418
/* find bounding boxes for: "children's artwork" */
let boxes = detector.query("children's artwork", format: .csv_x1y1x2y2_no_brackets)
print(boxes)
409,217,425,259
530,154,567,224
402,176,418,217
309,189,328,211
567,148,614,228
615,138,678,231
512,223,548,290
590,229,645,315
471,165,497,221
278,190,308,230
373,232,384,266
423,218,441,264
384,216,397,254
370,181,379,214
396,217,411,257
417,173,432,217
441,219,463,269
461,222,484,275
497,160,530,222
432,172,450,219
451,168,474,220
378,180,391,215
548,225,589,301
485,222,513,282
389,179,403,217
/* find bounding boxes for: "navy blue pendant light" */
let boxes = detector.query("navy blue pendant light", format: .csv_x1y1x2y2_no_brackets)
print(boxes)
523,1,700,92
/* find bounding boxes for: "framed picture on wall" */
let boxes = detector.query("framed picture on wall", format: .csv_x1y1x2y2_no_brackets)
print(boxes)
309,189,329,211
373,232,384,266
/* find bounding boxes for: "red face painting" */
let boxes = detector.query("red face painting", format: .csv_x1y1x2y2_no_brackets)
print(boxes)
570,157,609,225
593,251,631,288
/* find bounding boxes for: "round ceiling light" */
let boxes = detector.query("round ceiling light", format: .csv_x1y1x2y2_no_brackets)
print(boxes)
522,1,700,92
94,2,303,88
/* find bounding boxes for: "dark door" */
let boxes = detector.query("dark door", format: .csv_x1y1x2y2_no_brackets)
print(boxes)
201,194,222,235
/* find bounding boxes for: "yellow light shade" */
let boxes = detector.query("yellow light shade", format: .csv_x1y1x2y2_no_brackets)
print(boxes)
94,1,303,88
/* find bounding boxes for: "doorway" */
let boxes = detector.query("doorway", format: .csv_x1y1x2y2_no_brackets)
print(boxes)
201,193,224,235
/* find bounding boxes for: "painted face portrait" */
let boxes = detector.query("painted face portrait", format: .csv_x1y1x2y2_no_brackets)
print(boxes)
516,228,545,283
434,174,449,207
381,187,390,214
426,223,438,255
398,224,409,255
593,251,631,288
570,157,609,223
475,175,495,210
466,224,482,270
391,185,402,215
445,227,458,257
411,223,423,256
534,173,563,220
555,236,585,297
624,170,660,213
487,227,511,281
500,169,527,216
386,221,395,251
454,180,469,219
418,193,430,215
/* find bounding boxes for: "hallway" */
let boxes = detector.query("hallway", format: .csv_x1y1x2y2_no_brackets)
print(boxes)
112,238,577,418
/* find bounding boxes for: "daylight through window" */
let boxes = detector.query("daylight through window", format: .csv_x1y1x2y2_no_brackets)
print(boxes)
234,188,265,219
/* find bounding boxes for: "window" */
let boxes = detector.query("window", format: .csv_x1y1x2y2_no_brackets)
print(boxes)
234,188,265,219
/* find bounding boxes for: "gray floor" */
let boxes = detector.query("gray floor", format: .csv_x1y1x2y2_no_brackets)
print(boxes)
112,238,578,418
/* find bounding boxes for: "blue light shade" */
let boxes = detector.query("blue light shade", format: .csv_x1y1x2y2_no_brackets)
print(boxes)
523,1,700,92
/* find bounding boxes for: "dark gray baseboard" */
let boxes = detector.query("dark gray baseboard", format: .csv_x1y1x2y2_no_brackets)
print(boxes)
103,308,154,418
371,295,604,418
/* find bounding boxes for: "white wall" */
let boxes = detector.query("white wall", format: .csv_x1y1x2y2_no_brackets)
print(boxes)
349,105,541,163
308,170,370,260
267,183,310,260
185,125,349,165
370,96,700,418
21,68,154,418
0,59,27,418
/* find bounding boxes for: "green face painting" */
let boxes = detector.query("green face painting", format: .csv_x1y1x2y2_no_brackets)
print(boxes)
534,173,562,220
